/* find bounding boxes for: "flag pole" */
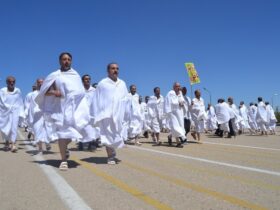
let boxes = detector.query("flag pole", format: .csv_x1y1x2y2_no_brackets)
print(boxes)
190,84,193,99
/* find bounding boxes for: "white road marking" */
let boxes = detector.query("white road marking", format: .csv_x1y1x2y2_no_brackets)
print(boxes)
128,145,280,177
19,132,92,210
203,141,280,151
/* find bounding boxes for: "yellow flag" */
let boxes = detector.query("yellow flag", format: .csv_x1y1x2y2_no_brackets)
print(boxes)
185,62,200,85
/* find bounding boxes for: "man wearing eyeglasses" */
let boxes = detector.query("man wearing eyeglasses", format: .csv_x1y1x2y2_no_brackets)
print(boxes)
0,76,24,152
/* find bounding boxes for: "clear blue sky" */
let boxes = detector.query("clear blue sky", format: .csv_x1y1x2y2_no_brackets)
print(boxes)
0,0,279,108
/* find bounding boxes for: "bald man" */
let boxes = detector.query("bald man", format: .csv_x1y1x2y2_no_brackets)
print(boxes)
0,76,24,152
164,82,187,148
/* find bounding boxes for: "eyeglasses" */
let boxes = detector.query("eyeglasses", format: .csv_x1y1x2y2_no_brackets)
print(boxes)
110,67,119,70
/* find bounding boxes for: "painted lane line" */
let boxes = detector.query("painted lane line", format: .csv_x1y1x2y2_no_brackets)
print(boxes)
123,161,268,210
203,141,280,151
72,156,173,210
19,134,92,210
123,150,280,191
128,146,280,177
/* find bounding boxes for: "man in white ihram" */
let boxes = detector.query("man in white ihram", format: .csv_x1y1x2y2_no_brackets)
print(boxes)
78,74,100,151
248,102,258,134
91,63,129,165
0,76,24,152
140,96,151,138
127,84,142,145
191,90,206,143
35,52,94,170
256,97,268,135
265,102,277,135
27,78,51,154
215,98,230,137
24,85,37,140
164,82,187,148
147,87,164,144
239,101,249,133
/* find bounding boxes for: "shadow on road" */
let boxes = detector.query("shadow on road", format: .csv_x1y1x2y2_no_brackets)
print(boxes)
26,150,57,156
32,159,80,169
81,156,108,164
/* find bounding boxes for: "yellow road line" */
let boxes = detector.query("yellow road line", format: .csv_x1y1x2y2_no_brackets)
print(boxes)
71,156,173,210
123,149,280,191
122,161,268,210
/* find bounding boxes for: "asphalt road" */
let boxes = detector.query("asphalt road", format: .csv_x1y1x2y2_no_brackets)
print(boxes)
0,128,279,210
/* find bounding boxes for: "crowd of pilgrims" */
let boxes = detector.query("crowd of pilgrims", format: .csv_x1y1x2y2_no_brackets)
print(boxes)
0,52,277,170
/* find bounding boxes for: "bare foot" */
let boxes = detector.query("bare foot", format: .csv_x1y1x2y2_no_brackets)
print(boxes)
191,132,197,140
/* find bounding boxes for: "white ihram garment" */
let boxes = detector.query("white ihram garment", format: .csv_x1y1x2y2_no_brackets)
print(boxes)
266,104,276,132
83,86,100,140
206,106,217,131
164,90,185,138
24,91,35,130
91,77,128,149
191,97,206,133
256,101,268,132
35,68,93,142
215,102,230,132
248,105,258,131
0,87,24,142
148,95,165,133
140,102,151,132
28,90,50,143
228,104,242,132
127,93,143,139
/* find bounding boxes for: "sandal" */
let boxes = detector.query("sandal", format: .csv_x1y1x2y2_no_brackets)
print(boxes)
59,161,68,171
11,145,17,153
155,141,162,146
135,141,142,146
107,160,116,165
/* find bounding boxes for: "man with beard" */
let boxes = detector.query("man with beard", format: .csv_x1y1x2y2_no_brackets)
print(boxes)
91,63,129,164
0,76,24,152
164,82,187,148
36,52,94,170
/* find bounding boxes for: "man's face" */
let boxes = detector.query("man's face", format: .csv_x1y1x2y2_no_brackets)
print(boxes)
37,79,44,90
195,90,201,98
130,86,136,95
182,88,187,96
108,64,119,81
6,77,15,91
173,83,181,94
82,76,91,88
60,54,72,70
145,96,149,103
154,88,160,97
228,98,233,105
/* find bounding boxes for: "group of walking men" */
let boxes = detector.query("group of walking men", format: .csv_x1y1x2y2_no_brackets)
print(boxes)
0,52,277,170
207,97,277,138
